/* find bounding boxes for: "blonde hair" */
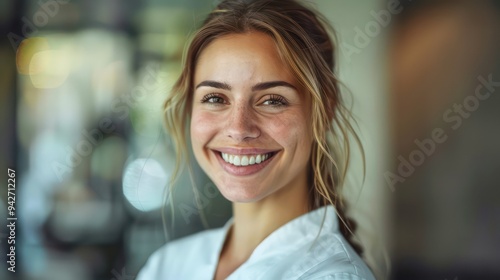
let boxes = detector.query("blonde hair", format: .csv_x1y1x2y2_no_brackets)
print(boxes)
164,0,364,254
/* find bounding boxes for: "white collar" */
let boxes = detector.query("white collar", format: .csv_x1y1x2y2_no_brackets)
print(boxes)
217,205,340,262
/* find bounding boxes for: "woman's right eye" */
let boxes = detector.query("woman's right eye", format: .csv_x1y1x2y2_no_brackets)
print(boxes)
200,93,226,104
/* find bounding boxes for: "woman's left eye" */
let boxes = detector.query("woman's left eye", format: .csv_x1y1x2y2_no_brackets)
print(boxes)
261,95,288,107
200,93,226,104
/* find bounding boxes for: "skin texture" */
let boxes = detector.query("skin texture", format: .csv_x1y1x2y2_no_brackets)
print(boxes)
190,31,313,279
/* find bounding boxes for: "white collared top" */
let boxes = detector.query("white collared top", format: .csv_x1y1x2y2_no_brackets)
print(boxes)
137,205,375,280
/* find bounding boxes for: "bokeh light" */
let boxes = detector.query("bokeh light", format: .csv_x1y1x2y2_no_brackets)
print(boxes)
122,158,169,212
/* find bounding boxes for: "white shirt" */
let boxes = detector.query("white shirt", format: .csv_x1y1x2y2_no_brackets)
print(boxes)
137,206,375,279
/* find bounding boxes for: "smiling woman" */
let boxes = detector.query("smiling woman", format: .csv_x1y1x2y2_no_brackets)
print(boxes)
137,0,375,279
192,32,313,204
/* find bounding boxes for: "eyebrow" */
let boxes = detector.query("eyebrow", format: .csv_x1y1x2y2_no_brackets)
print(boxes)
195,80,297,91
195,80,231,90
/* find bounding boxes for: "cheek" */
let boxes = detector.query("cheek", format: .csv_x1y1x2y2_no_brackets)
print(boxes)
265,111,312,149
190,110,218,146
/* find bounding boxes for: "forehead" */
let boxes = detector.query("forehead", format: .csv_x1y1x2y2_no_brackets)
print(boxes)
194,31,296,86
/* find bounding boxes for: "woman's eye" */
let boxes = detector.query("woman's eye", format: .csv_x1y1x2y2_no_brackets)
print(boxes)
201,93,225,104
261,95,288,107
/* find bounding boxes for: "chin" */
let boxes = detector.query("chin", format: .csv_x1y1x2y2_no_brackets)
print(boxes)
216,182,268,203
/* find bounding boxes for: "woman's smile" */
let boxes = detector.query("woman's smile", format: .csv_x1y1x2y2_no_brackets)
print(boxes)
211,148,280,176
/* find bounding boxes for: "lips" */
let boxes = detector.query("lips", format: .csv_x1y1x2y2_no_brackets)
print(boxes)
212,148,279,176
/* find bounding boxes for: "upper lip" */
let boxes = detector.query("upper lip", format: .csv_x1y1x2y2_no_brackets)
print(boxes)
212,147,280,155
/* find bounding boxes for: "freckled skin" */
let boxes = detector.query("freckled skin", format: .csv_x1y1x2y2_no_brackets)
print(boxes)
190,31,313,203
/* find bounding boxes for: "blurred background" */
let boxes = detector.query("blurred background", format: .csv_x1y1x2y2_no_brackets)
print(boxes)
0,0,499,279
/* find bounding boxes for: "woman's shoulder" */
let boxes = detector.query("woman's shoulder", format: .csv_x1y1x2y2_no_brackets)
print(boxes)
136,226,227,279
307,234,374,277
293,236,376,279
268,232,375,280
237,206,375,279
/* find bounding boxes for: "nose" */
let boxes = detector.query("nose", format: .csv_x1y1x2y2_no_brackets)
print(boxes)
224,104,260,142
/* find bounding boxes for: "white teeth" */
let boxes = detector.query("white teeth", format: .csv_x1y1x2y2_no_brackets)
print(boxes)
220,152,273,166
255,154,261,164
241,156,249,166
233,156,241,165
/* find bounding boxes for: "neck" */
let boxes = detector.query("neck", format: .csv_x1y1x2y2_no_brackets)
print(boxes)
224,179,309,263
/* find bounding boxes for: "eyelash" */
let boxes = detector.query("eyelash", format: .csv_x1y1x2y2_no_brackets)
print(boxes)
262,94,288,107
200,93,225,104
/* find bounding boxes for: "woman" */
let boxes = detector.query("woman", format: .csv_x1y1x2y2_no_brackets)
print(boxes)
138,0,375,279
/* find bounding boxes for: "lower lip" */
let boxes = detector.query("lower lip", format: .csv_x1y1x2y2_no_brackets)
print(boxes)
214,151,277,176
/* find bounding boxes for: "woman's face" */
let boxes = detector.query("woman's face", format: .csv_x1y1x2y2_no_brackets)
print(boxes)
191,31,313,203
